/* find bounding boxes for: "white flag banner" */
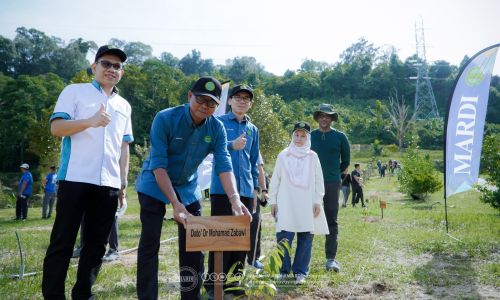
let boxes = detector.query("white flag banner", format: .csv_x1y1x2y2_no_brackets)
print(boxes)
444,43,499,198
196,81,230,190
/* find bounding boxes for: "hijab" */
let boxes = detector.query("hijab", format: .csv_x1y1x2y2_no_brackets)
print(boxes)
283,129,313,189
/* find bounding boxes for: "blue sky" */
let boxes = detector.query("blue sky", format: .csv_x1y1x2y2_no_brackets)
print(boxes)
0,0,499,75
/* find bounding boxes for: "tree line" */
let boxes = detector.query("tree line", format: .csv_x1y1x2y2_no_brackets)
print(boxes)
1,27,499,177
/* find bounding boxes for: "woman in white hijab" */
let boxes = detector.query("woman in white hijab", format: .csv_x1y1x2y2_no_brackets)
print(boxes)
268,121,328,285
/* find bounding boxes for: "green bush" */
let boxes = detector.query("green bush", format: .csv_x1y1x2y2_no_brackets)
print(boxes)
386,144,399,153
477,134,500,210
0,181,16,208
371,139,383,156
398,140,442,199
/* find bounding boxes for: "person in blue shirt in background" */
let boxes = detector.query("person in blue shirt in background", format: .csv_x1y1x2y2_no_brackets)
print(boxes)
135,76,251,300
42,165,57,219
204,84,260,297
16,163,33,220
247,152,268,269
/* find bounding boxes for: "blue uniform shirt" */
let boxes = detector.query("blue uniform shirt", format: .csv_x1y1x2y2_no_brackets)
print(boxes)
19,171,33,196
210,112,259,198
45,173,57,193
136,104,233,205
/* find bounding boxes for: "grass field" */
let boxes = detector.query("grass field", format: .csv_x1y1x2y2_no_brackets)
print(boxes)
0,172,499,299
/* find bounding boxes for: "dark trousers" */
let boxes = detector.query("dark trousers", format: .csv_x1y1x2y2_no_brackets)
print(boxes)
107,215,118,251
205,195,253,292
352,185,365,206
77,217,86,249
136,193,203,300
323,181,340,260
248,203,261,264
15,195,30,219
42,181,118,300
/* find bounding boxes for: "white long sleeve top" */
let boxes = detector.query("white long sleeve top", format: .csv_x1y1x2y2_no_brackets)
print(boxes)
268,149,329,234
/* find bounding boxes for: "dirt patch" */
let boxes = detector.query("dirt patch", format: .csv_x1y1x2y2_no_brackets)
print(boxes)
273,280,395,299
361,216,380,223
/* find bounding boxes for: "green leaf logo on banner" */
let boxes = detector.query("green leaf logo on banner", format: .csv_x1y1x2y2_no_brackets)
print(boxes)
465,66,484,86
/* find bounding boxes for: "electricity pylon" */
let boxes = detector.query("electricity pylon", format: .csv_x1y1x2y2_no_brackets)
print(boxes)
410,16,439,120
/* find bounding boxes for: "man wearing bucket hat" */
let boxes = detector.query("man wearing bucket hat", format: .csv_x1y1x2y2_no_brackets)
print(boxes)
16,163,33,220
135,76,251,300
42,45,133,299
311,103,350,272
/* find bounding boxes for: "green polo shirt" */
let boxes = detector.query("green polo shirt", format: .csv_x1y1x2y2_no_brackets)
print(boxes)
311,128,350,182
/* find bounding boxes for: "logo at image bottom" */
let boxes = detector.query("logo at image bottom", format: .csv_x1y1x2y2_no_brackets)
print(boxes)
179,266,198,292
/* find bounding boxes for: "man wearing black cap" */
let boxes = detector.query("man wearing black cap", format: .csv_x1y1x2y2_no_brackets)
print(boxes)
135,77,251,300
42,45,133,299
311,103,350,272
204,84,260,296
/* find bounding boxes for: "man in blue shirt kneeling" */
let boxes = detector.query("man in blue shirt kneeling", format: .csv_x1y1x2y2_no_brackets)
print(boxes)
135,76,251,300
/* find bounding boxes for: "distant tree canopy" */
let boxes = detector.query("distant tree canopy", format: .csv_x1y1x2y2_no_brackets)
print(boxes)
0,27,498,172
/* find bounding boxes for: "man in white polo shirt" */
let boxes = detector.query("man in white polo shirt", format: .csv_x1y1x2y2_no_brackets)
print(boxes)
42,45,133,300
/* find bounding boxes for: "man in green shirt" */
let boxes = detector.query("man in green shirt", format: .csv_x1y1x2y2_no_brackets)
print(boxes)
311,103,350,272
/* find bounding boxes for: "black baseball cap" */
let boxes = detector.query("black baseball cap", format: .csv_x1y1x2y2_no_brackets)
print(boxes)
293,121,311,134
95,45,127,63
190,76,222,104
230,84,254,99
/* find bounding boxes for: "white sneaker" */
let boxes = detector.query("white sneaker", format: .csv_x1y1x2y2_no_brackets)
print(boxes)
295,274,306,285
103,250,120,262
325,259,340,272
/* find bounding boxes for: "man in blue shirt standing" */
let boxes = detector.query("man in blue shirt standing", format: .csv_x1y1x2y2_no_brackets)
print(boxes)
205,84,259,297
16,163,33,220
42,165,57,219
135,76,251,300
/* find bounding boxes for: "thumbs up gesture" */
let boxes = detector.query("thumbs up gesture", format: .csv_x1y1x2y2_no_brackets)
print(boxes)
232,132,247,150
88,103,111,128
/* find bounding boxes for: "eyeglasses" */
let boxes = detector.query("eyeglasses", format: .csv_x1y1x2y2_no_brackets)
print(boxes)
97,60,123,71
232,95,252,103
194,96,218,108
317,113,332,120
